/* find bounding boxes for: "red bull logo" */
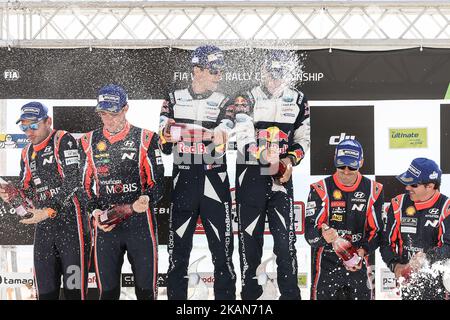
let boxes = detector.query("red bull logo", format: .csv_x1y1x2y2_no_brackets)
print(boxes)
257,127,289,142
233,96,249,113
234,96,247,105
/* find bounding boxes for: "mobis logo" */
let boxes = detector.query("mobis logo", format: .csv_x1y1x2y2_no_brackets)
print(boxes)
106,183,138,194
4,69,20,81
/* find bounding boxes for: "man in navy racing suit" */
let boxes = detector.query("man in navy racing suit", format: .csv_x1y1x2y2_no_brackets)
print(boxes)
79,84,164,300
159,45,236,300
0,102,90,300
381,157,450,300
305,139,384,300
219,50,309,300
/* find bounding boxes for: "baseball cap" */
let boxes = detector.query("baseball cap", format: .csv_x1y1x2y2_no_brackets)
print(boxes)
264,50,297,78
96,84,128,113
16,102,49,124
191,45,225,71
334,139,364,169
397,158,442,185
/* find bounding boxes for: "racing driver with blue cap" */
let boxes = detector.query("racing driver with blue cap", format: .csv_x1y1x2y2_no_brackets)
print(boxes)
381,157,450,300
79,84,164,300
305,139,384,300
159,45,236,300
0,102,90,300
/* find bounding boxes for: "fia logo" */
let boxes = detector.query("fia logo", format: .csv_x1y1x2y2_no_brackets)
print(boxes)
4,69,20,81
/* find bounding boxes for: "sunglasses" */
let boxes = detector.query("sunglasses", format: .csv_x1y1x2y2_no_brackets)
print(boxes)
336,166,358,171
19,122,40,132
409,183,429,188
198,66,222,75
97,110,122,117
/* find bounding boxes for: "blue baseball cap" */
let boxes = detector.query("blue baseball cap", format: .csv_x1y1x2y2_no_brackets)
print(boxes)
334,139,364,169
191,45,225,70
397,158,442,185
264,50,297,78
96,84,128,113
16,102,49,124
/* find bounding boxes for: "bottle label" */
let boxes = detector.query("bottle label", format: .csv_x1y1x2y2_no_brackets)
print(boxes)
100,211,109,222
15,205,28,217
343,253,362,268
170,125,182,141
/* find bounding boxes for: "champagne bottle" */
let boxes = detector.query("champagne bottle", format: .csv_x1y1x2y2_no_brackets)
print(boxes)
323,224,362,268
0,177,31,217
98,204,134,227
400,265,412,282
169,123,213,142
272,160,287,179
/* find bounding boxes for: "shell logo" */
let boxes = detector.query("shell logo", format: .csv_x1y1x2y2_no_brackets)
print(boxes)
405,206,416,216
333,189,343,200
97,141,107,151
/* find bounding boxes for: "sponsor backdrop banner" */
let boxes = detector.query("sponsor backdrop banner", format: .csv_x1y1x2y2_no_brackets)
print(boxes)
0,134,28,149
1,48,450,100
310,106,375,175
389,128,427,149
441,104,450,174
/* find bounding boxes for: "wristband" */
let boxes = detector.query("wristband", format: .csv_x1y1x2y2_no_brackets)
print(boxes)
46,208,57,219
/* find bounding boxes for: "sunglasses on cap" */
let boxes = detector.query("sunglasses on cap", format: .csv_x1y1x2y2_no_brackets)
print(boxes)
336,166,358,171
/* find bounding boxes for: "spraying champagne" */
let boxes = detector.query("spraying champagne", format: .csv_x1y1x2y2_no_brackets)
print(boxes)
322,224,362,268
0,177,32,218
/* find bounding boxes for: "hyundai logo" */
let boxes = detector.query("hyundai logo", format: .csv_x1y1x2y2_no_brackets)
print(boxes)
428,208,440,215
354,192,365,199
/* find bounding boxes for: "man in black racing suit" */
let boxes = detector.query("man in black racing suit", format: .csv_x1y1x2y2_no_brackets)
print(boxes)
220,50,309,300
381,157,450,300
79,84,164,300
0,102,90,300
305,139,384,300
159,45,236,300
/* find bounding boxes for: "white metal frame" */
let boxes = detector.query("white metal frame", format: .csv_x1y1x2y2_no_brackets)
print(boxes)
1,1,450,49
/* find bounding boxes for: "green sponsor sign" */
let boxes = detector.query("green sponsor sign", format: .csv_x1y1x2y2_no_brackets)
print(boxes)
389,128,427,148
297,273,308,288
445,83,450,99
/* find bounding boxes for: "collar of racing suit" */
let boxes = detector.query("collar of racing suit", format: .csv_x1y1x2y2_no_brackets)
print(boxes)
102,121,131,144
332,172,363,193
260,83,285,99
413,190,441,211
32,129,56,152
188,85,214,100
